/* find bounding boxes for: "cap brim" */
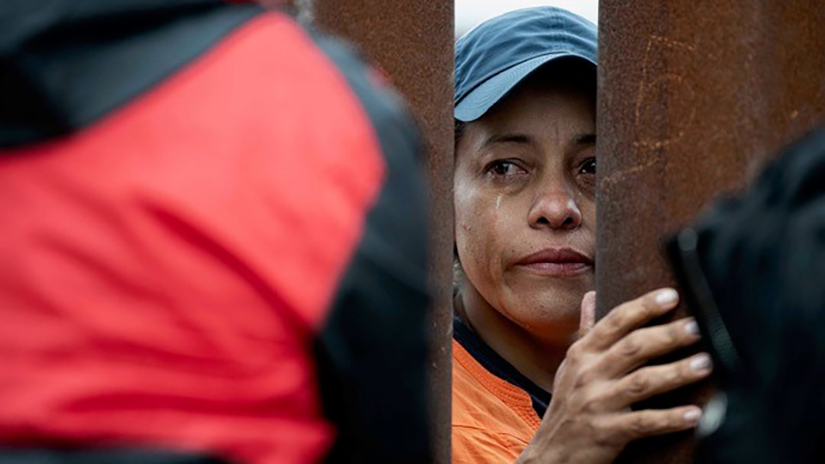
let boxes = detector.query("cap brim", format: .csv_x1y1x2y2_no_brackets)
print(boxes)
454,52,596,122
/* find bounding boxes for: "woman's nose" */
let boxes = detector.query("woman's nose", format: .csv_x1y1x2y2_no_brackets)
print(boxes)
528,189,582,230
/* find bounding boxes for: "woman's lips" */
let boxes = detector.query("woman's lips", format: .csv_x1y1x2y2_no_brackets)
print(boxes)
517,262,592,276
515,248,594,277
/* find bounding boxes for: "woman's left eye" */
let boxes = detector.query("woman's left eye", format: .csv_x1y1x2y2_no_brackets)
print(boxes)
578,157,596,175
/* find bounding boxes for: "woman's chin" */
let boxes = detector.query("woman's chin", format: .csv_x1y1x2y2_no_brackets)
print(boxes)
502,295,584,342
509,276,593,307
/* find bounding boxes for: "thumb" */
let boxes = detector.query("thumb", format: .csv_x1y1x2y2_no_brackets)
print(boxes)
579,291,597,338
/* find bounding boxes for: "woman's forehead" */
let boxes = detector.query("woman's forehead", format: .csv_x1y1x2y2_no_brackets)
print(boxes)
470,88,594,141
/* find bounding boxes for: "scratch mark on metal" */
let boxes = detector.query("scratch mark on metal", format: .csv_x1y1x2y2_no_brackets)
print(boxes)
649,35,696,51
602,155,659,188
634,35,698,151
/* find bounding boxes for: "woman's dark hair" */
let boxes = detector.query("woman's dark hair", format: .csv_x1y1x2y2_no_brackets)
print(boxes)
455,119,466,146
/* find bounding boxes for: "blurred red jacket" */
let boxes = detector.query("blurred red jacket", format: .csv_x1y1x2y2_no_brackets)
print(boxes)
0,2,431,464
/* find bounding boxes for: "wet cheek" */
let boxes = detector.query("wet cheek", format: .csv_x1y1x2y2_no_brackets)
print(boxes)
455,204,487,262
455,196,505,286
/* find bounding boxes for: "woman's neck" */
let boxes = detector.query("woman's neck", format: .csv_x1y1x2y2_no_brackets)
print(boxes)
456,284,571,393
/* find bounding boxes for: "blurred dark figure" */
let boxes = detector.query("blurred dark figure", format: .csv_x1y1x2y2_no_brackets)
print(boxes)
668,128,825,464
0,1,431,464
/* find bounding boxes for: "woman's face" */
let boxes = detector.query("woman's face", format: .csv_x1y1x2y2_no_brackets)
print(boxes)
454,77,596,344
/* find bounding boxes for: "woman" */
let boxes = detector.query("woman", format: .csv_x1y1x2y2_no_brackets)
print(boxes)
452,8,713,464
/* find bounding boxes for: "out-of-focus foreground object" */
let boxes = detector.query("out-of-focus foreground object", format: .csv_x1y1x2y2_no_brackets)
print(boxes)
0,1,431,463
596,1,825,463
668,128,825,464
300,2,455,463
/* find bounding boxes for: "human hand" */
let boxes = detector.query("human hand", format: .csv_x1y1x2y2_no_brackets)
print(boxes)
517,289,711,464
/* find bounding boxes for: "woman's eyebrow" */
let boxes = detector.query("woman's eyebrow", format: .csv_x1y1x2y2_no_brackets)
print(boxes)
480,133,533,149
574,133,597,146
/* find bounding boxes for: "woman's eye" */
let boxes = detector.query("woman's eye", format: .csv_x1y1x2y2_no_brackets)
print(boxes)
579,157,596,175
487,160,525,177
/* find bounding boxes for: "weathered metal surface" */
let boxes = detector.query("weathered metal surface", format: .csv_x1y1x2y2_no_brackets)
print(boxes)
310,2,455,463
597,1,825,463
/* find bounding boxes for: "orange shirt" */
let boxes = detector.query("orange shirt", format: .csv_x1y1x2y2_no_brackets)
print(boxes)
452,339,542,464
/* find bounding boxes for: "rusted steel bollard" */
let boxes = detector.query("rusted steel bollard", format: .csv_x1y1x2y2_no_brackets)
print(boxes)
597,1,825,463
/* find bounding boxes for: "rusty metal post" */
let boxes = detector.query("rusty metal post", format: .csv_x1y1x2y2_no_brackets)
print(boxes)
309,2,454,463
596,1,825,463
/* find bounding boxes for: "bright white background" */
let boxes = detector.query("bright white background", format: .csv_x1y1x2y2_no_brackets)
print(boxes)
455,0,599,37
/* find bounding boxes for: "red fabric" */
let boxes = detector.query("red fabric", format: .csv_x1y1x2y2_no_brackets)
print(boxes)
0,12,384,464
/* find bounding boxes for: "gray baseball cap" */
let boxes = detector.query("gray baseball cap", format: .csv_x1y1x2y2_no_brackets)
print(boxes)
454,7,598,122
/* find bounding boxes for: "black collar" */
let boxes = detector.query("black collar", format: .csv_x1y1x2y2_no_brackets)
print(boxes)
454,316,551,417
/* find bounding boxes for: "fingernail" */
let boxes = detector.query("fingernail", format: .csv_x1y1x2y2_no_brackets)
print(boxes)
690,353,712,373
683,408,702,423
685,319,700,336
655,288,679,308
